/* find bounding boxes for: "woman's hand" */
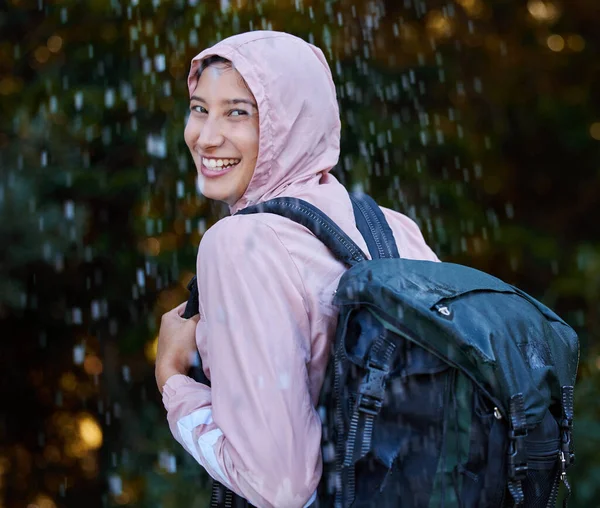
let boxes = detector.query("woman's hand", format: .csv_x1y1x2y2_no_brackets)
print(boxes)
155,302,200,393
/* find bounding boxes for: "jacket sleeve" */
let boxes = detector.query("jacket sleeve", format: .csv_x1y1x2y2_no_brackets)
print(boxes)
162,216,321,508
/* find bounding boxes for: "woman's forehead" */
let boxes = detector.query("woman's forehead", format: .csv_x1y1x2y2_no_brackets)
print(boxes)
195,64,255,101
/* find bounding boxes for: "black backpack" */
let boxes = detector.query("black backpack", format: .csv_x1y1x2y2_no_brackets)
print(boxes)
183,193,579,507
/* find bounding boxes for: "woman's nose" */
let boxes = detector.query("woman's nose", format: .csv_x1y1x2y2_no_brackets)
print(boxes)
197,117,225,150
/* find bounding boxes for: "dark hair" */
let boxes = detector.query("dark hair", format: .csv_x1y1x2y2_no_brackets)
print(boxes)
197,55,232,78
196,55,253,96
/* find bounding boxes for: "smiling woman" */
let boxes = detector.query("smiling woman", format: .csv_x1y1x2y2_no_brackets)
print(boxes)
156,31,439,508
184,55,260,206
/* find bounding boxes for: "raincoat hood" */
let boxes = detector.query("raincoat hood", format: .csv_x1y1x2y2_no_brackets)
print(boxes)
188,31,341,214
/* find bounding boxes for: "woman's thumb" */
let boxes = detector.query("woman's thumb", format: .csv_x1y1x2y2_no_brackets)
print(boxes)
187,313,200,324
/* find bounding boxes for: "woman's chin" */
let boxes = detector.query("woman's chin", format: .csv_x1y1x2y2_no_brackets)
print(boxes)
196,176,233,204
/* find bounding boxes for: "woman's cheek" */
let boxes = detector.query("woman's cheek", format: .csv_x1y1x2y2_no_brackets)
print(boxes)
184,117,199,147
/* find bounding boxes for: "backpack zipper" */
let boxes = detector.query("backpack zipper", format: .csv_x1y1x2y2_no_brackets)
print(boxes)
352,197,387,259
333,310,357,508
224,489,233,508
210,482,220,508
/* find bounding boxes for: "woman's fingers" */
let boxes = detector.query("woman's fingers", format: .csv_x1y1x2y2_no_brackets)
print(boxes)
174,301,188,316
162,301,200,325
174,301,200,323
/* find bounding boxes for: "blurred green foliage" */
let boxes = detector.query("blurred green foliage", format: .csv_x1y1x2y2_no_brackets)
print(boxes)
0,0,598,506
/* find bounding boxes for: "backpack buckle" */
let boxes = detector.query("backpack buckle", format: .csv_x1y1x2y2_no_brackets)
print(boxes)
508,428,528,481
356,395,383,416
507,393,528,484
356,361,387,416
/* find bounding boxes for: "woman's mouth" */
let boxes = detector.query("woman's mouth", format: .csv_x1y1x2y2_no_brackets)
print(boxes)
200,157,241,178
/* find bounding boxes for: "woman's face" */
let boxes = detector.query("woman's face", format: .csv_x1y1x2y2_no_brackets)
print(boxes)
185,63,259,206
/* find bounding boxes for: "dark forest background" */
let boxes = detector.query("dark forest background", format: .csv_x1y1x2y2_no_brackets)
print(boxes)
0,0,598,506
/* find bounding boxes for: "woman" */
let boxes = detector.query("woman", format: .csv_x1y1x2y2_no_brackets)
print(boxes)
155,31,439,508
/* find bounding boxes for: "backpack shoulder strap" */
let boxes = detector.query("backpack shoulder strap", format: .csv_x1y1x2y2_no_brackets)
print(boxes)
349,193,400,259
235,197,367,267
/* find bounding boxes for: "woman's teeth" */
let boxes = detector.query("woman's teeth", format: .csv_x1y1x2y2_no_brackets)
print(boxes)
202,157,241,170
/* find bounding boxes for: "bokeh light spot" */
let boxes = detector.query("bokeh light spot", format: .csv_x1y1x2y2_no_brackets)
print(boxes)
145,336,159,363
0,77,22,95
456,0,484,17
83,355,103,376
47,35,63,53
547,34,564,52
589,123,600,141
34,46,50,63
567,34,585,52
426,11,453,39
60,372,78,391
527,0,561,23
28,495,56,508
78,414,103,450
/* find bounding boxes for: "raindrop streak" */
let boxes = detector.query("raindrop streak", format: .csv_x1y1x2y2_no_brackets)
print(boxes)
105,89,115,108
73,345,85,365
146,134,167,158
74,91,83,110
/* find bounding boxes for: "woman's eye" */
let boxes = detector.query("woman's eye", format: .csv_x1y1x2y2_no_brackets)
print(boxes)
191,105,207,114
229,109,248,117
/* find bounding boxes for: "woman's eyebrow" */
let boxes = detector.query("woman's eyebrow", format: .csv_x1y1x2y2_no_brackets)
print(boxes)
190,95,257,109
227,98,258,109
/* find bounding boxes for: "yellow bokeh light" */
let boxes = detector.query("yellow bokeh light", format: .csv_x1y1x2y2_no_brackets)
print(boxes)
527,0,561,23
0,77,22,95
456,0,484,17
83,355,103,376
29,494,56,508
145,237,160,256
117,483,140,505
34,46,50,63
547,34,564,52
60,372,78,392
47,35,62,53
590,123,600,141
567,34,585,52
65,440,87,459
426,11,453,39
78,414,103,450
145,336,159,363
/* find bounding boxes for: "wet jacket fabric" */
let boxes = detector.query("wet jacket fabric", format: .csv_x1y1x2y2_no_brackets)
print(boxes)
162,31,439,508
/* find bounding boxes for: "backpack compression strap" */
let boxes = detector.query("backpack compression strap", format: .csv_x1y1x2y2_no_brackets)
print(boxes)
349,193,400,259
236,197,368,267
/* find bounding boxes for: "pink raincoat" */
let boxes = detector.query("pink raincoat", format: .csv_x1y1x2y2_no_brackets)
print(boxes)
162,31,439,508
